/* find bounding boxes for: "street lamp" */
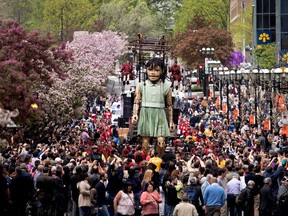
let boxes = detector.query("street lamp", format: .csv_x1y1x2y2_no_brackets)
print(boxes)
219,68,224,110
201,47,215,97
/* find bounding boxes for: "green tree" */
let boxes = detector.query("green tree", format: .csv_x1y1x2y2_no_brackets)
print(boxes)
230,6,253,51
174,0,230,34
99,0,164,37
43,0,98,40
146,0,183,35
254,43,276,69
25,0,46,33
1,0,32,24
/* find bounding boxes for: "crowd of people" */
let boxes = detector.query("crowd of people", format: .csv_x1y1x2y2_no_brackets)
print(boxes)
0,90,288,216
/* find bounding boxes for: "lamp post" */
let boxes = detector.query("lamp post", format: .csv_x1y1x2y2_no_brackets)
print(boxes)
201,47,215,97
223,69,230,122
219,69,224,111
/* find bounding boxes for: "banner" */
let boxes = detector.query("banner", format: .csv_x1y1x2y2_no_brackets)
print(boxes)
216,97,220,106
222,104,227,112
263,119,271,131
275,94,286,111
233,108,239,117
257,30,272,44
209,91,213,98
282,125,288,136
249,115,255,125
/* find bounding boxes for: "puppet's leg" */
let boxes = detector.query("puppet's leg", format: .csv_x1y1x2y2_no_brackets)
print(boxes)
142,136,150,156
156,136,165,158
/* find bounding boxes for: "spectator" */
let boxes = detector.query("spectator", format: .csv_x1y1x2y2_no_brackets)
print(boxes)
113,180,135,216
77,173,91,216
10,163,34,216
96,173,109,216
226,175,241,216
260,177,275,216
140,181,162,216
203,177,226,216
183,177,204,216
277,176,288,216
166,176,181,216
173,192,199,216
237,180,255,216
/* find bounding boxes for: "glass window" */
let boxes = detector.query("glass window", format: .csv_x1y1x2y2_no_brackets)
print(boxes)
263,15,270,28
270,15,276,28
257,15,263,28
271,30,276,42
281,16,288,31
263,0,269,13
281,33,288,49
257,0,262,13
270,0,275,13
281,0,288,14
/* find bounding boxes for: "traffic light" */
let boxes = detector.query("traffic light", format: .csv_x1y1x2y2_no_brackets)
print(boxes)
198,65,203,80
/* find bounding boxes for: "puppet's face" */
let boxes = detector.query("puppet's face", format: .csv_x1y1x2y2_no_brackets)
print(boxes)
147,65,162,82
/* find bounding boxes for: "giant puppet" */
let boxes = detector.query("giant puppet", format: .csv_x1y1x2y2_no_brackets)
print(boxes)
132,58,175,156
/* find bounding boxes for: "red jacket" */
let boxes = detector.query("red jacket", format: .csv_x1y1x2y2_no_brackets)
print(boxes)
120,63,133,76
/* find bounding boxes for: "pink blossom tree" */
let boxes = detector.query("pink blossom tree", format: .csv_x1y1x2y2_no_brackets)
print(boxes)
39,31,128,125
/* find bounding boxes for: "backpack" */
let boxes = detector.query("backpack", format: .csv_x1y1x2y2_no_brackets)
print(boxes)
184,187,199,205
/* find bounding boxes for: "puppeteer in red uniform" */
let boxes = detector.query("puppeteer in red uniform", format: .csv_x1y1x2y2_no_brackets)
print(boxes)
120,59,133,85
169,60,181,89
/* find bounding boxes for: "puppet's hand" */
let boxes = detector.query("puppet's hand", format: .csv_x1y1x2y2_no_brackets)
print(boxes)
169,122,176,132
132,115,138,125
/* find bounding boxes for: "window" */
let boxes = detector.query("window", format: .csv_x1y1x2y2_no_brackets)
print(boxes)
281,16,288,31
270,15,275,28
263,15,270,28
257,15,263,28
270,0,275,13
281,33,288,49
281,0,288,14
257,0,262,13
263,0,269,13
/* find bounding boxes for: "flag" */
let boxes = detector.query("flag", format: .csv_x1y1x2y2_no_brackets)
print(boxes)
263,119,271,131
257,30,272,44
249,115,255,125
282,125,288,136
222,104,227,112
233,109,239,117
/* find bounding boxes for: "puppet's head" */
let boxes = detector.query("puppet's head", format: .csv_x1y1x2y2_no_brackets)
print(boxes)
146,58,166,83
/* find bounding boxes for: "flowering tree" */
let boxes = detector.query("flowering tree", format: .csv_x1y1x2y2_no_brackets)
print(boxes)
39,31,128,126
0,21,72,126
171,15,234,67
229,50,245,68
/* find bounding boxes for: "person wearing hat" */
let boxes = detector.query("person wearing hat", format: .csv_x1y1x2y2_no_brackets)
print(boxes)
260,177,274,216
183,177,204,216
173,192,199,216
